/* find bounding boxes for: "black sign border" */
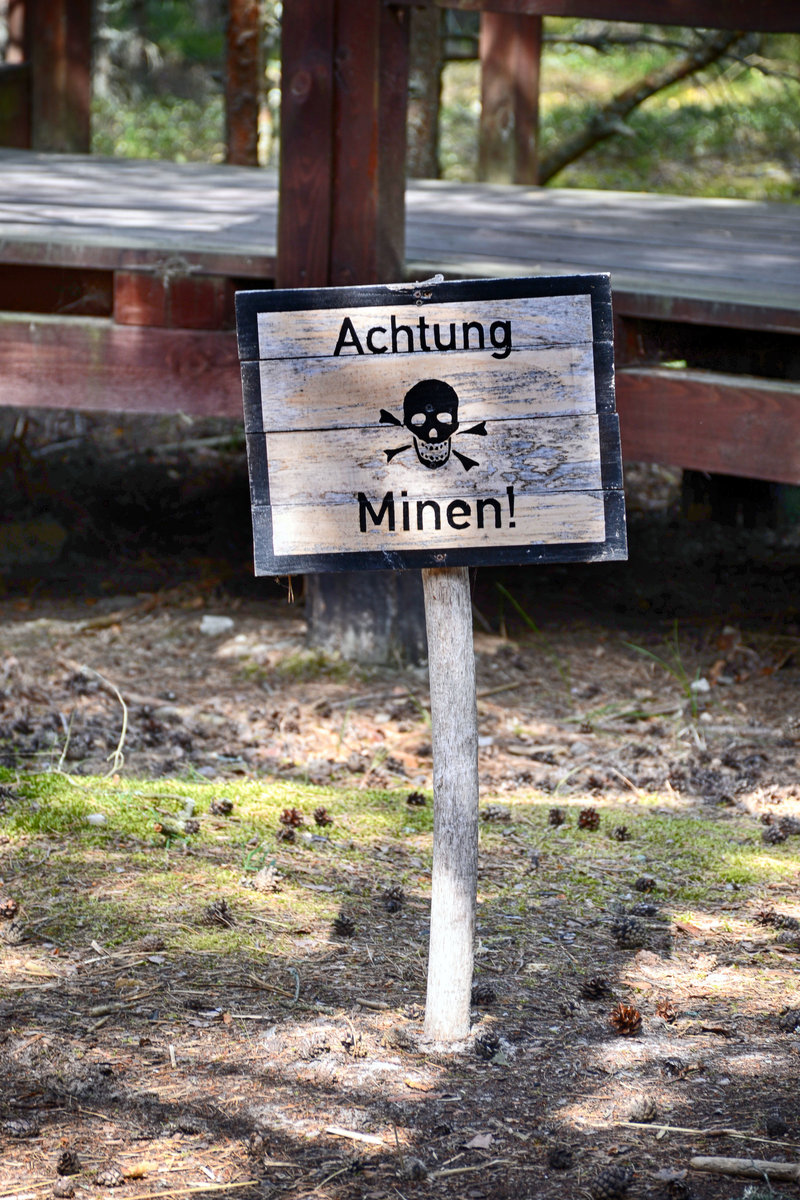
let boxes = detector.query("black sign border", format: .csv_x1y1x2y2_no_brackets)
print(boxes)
236,274,626,575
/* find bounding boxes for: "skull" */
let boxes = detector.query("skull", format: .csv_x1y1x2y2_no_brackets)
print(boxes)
402,379,459,469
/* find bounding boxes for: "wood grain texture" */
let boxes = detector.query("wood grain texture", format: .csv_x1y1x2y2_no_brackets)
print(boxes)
478,12,541,185
0,314,242,415
616,367,800,485
252,346,598,432
254,294,593,360
248,488,626,572
268,490,606,557
264,415,604,503
276,0,335,288
422,565,479,1042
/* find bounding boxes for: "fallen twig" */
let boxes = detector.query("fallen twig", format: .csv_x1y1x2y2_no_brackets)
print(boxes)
325,1126,384,1145
429,1159,514,1179
690,1155,800,1183
121,1183,259,1200
590,1119,798,1148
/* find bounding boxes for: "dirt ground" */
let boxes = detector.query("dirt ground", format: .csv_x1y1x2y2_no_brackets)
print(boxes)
1,416,799,1200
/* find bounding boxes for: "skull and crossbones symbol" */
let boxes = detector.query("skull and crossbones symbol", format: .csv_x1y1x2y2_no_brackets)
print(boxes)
380,379,486,471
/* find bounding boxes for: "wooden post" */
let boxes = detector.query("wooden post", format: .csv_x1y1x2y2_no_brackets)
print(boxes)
29,0,91,152
226,0,261,166
478,11,541,186
278,0,423,665
422,566,479,1042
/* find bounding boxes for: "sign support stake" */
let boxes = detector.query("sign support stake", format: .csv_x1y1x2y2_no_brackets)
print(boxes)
422,565,479,1042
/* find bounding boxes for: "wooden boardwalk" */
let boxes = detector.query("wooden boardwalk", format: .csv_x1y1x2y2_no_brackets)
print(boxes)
1,150,799,481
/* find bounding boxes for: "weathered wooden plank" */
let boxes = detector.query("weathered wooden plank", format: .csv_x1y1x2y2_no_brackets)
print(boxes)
0,314,242,415
388,0,800,33
261,414,604,506
616,367,800,485
249,488,626,572
114,271,235,329
267,489,607,557
253,293,593,360
249,346,597,433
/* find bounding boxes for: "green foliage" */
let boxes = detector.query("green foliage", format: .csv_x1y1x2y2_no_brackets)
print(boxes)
93,93,225,163
440,26,800,201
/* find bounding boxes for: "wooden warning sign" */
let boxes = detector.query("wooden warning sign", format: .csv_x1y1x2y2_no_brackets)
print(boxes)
236,275,626,574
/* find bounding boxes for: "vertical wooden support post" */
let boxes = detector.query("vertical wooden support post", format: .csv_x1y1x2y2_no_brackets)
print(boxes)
226,0,262,166
478,12,541,186
29,0,91,152
278,0,422,666
422,566,479,1042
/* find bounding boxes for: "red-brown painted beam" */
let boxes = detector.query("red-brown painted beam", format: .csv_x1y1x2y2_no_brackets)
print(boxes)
226,0,261,166
616,367,800,485
388,0,800,33
114,272,236,329
0,316,242,416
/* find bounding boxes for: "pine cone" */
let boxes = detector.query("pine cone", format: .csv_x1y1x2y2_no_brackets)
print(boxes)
139,933,165,952
765,1110,788,1137
630,901,660,918
546,1145,574,1169
755,909,778,926
590,1163,634,1198
203,898,235,926
332,912,355,937
95,1164,125,1187
655,997,677,1022
275,825,296,844
481,804,511,823
627,1095,658,1123
611,825,632,842
471,981,497,1007
209,797,233,815
778,1007,800,1032
56,1149,82,1176
778,815,800,836
382,886,405,913
775,913,800,930
52,1180,75,1199
762,824,787,844
633,875,657,892
548,807,566,827
279,807,305,827
610,914,647,948
313,806,334,826
1,917,27,944
578,806,600,831
581,975,612,1000
0,895,18,920
609,1003,642,1036
474,1030,501,1060
406,791,426,806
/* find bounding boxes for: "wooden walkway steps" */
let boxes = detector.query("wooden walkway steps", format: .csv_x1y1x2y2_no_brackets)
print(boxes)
1,150,799,483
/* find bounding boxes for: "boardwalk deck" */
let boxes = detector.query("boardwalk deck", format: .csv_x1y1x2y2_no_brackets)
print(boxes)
1,150,799,482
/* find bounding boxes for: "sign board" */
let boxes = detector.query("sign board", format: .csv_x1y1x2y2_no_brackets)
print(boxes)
235,275,626,574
